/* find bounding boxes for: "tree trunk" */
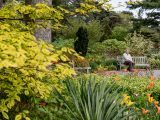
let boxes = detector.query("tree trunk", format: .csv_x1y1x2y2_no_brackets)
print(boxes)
25,0,32,5
0,0,4,8
32,0,52,4
32,0,52,42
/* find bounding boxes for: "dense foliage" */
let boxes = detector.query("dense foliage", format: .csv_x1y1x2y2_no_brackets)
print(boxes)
125,32,153,55
0,0,160,119
0,22,78,119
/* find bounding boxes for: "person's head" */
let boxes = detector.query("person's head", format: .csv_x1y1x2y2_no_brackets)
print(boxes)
125,48,129,54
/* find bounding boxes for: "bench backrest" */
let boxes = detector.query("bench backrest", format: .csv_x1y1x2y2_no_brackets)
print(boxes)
117,56,148,64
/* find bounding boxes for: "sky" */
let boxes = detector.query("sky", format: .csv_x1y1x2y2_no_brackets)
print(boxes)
109,0,129,11
109,0,140,17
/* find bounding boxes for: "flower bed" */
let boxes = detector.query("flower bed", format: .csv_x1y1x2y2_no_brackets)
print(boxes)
79,74,160,119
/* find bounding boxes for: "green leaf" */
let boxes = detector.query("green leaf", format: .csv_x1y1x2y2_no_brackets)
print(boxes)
25,117,31,120
15,95,21,102
2,112,9,119
24,90,29,95
23,110,29,114
15,114,22,120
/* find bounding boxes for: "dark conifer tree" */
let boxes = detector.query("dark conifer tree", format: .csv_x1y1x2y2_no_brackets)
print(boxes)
74,26,89,56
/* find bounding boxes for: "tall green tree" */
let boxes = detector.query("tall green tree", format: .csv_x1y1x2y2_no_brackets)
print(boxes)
128,0,160,50
128,0,160,28
110,11,134,41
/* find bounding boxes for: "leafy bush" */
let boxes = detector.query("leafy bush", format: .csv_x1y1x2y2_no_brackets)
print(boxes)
87,53,118,71
103,39,127,57
125,32,153,55
62,19,104,46
55,76,135,120
111,26,128,41
73,57,90,67
53,38,74,49
106,64,117,70
105,59,117,66
29,91,70,120
87,40,125,70
149,58,160,69
89,61,99,70
151,52,160,60
96,59,117,71
88,39,126,56
86,20,104,45
87,54,107,70
0,23,77,119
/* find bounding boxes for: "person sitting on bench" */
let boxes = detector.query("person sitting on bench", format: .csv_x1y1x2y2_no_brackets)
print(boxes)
123,48,135,72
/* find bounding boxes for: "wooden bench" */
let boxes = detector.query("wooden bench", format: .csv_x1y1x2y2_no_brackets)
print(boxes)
117,56,150,70
72,60,91,74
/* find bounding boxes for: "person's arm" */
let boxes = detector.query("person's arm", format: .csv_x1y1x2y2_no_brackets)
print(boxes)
129,54,133,63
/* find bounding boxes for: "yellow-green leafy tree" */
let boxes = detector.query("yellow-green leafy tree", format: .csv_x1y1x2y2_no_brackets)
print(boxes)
0,23,79,119
0,0,105,119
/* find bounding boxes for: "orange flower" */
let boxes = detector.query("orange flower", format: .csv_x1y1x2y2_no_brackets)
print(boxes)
147,84,153,89
157,106,160,114
154,101,159,106
142,108,149,115
146,93,151,97
150,76,155,81
146,82,155,89
150,82,155,87
114,76,120,81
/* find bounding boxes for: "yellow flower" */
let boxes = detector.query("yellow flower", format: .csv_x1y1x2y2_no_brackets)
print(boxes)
146,93,155,103
121,94,134,106
148,96,155,103
122,94,130,101
126,101,134,106
146,93,151,97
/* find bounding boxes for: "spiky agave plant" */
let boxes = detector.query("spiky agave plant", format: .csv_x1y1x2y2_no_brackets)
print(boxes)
55,76,135,120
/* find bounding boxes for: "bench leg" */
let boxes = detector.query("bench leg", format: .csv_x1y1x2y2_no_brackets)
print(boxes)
87,69,89,74
117,64,121,71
